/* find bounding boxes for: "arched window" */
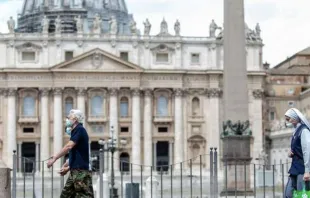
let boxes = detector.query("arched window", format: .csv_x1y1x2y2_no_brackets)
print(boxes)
120,97,129,117
157,96,168,116
91,96,104,116
191,143,201,161
120,152,130,172
23,96,35,116
65,97,73,116
192,97,200,116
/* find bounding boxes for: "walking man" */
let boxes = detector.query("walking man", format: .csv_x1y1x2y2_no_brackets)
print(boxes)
47,109,94,197
284,108,310,197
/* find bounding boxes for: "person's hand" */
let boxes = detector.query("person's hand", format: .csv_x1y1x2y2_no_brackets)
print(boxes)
58,166,70,176
304,172,310,181
47,156,56,168
288,150,294,158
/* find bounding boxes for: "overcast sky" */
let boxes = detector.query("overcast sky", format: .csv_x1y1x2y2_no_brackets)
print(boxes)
0,0,309,67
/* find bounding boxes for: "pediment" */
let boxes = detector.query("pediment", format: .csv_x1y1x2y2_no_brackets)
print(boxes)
150,44,175,52
15,42,42,51
50,48,144,72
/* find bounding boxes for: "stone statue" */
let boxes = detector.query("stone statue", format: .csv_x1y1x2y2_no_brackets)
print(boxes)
130,19,137,35
54,15,62,34
143,18,151,36
209,19,220,38
174,20,180,36
255,23,261,38
159,18,169,35
42,16,49,33
109,16,118,35
74,15,83,34
7,16,15,33
92,14,102,34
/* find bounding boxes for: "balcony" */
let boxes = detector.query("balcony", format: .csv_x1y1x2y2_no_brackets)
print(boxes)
119,116,132,122
87,115,107,123
188,115,204,123
18,116,39,124
153,115,173,123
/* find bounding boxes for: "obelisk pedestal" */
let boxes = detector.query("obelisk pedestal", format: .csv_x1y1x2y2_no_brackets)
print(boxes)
221,0,253,196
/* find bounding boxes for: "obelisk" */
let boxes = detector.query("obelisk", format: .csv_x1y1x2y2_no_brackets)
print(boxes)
221,0,253,196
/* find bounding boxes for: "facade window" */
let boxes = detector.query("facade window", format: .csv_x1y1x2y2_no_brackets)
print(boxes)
120,127,129,133
91,96,104,116
65,51,74,61
23,96,35,116
157,96,168,116
158,127,168,133
120,152,130,172
91,125,104,133
120,97,129,117
22,51,36,61
65,97,73,116
23,127,34,133
192,97,200,116
269,111,275,121
191,53,200,64
120,52,129,61
156,53,169,63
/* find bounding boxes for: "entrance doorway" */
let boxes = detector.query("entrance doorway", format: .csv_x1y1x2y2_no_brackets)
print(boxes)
156,141,169,171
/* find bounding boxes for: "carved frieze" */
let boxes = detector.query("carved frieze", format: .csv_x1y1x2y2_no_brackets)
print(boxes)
252,89,264,99
206,88,222,98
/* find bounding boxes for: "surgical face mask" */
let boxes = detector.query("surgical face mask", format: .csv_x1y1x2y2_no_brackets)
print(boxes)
66,118,74,127
65,127,72,136
285,121,294,128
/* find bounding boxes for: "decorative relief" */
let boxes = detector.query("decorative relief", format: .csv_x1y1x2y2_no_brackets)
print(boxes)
40,88,50,96
252,89,264,99
56,40,61,47
7,40,14,48
64,88,76,95
77,40,83,48
42,40,48,48
108,88,118,96
7,88,17,96
131,88,141,96
91,52,103,68
110,40,116,48
76,88,87,96
174,88,184,97
222,120,252,137
206,88,222,98
143,89,153,97
185,89,205,96
132,41,138,48
53,88,63,96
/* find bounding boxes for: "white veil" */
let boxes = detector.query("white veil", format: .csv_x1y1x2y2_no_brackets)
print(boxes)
285,108,310,130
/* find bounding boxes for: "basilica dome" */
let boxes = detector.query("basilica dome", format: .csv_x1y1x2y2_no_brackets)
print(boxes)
17,0,135,34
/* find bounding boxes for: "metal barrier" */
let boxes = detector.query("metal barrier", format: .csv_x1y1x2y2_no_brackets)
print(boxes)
11,148,290,198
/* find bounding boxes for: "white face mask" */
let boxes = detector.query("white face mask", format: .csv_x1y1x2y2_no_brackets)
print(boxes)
285,121,294,128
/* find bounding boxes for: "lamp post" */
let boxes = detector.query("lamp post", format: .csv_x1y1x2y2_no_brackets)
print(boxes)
98,126,127,198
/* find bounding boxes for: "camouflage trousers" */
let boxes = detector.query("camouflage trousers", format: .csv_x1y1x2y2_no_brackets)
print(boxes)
60,170,94,198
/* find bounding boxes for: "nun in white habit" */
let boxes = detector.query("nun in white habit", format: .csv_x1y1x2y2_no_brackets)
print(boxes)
284,108,310,197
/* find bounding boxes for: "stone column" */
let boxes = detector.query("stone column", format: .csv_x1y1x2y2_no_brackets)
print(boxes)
222,0,252,195
207,88,222,149
131,88,141,171
40,88,50,171
77,88,86,116
174,89,184,165
6,88,17,169
7,41,15,67
143,89,152,172
53,88,63,170
109,88,119,171
251,89,264,161
35,142,40,173
17,142,22,172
